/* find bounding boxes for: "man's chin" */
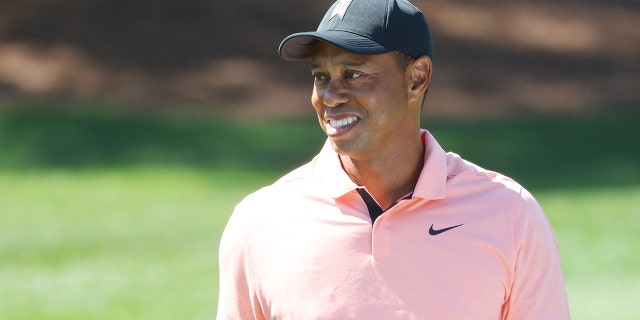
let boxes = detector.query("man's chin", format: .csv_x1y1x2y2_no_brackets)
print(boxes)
329,139,364,158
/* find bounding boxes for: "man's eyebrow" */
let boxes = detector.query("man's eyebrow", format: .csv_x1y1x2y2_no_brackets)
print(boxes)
311,59,369,70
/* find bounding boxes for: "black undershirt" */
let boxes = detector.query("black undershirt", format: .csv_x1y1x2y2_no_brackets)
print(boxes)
356,187,413,224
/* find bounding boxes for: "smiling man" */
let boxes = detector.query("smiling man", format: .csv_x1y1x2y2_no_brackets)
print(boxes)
217,0,570,319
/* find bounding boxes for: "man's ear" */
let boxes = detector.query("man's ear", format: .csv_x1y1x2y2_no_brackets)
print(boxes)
407,56,432,103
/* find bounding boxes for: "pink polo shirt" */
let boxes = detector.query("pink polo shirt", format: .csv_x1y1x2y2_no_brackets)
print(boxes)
217,130,570,319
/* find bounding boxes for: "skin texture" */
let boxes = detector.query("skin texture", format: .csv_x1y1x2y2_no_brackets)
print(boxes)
310,41,432,208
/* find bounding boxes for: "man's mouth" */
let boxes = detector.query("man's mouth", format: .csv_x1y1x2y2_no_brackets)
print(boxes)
325,116,359,136
329,116,358,128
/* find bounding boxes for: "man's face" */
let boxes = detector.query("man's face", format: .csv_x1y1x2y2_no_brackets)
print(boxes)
310,42,417,160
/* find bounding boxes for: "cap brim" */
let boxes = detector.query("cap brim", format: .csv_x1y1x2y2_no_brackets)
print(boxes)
278,30,390,61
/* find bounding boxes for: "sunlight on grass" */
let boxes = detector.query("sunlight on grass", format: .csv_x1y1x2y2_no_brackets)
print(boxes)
0,168,271,320
538,187,640,320
0,104,638,318
1,169,638,319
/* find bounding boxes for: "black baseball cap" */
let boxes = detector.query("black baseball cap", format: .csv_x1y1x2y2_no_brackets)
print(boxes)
278,0,434,61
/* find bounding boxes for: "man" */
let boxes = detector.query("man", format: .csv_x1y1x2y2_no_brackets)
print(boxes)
217,0,570,319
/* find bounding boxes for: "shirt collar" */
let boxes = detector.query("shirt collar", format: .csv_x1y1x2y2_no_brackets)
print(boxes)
312,129,448,201
413,129,447,201
312,140,360,199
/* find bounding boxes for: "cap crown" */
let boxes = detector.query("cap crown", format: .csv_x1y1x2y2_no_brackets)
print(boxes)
279,0,433,60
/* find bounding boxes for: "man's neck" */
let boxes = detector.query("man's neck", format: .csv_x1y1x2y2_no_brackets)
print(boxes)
339,137,425,210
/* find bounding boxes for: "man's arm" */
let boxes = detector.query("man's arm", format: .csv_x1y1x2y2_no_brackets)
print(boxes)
217,202,265,320
501,188,571,319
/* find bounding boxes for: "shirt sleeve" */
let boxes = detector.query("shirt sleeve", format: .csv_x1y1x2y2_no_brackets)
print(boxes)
501,187,571,320
217,200,266,320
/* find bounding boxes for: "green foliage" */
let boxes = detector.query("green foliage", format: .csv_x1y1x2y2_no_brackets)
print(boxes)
0,101,638,319
423,109,640,191
0,103,325,172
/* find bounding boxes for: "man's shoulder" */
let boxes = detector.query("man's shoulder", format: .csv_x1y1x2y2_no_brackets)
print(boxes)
274,160,316,185
238,159,320,206
445,151,525,196
444,152,548,230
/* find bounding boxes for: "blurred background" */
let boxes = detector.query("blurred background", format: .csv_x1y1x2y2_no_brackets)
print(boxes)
0,0,638,319
1,0,638,115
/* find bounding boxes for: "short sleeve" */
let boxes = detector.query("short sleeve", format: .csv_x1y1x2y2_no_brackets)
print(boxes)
217,200,266,320
501,187,571,319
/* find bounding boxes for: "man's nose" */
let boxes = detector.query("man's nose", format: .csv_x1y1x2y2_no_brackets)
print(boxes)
322,79,349,108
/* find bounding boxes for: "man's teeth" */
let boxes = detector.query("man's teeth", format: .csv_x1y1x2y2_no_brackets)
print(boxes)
329,117,357,128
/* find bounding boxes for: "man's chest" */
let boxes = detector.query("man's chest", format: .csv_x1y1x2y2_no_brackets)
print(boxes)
247,198,514,319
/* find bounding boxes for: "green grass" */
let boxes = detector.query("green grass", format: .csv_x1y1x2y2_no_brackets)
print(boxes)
538,187,640,320
0,169,257,319
0,101,638,319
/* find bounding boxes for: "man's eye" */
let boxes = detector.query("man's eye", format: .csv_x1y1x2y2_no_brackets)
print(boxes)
313,73,328,81
345,72,362,79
